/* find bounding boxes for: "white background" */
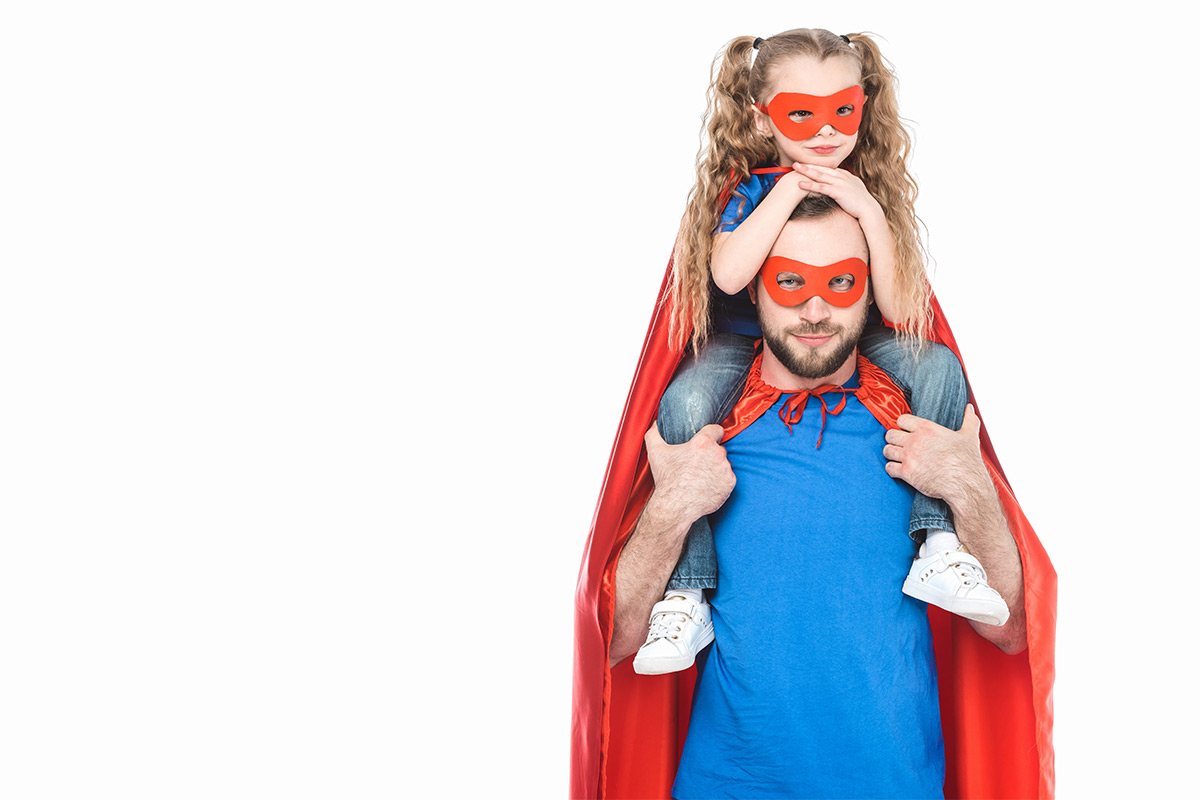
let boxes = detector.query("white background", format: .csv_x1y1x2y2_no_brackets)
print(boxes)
2,2,1196,798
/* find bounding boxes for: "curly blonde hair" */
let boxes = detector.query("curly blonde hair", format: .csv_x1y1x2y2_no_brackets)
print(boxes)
668,29,931,352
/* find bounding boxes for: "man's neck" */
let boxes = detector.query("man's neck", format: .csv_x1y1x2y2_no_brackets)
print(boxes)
759,348,859,392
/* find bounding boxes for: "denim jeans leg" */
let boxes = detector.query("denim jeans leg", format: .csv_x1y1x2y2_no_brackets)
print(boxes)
858,326,968,539
656,333,758,590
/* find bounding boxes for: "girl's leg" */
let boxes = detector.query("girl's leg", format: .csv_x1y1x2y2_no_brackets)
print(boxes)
655,333,757,591
633,333,756,675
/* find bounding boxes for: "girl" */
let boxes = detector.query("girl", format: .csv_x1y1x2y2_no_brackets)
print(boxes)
633,28,1009,676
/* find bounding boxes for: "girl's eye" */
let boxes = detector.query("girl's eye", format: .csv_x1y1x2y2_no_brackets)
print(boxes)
836,105,855,117
777,272,804,290
829,274,855,292
787,110,813,122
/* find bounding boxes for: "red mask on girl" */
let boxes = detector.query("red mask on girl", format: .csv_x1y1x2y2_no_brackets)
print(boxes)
755,85,865,141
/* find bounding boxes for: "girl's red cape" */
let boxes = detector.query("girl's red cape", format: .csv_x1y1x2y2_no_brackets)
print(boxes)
570,260,1057,799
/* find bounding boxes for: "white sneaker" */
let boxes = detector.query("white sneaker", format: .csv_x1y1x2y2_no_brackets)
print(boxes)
632,596,715,675
902,543,1010,625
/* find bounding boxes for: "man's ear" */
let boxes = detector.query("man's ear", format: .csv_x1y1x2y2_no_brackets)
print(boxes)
747,277,758,304
751,104,774,139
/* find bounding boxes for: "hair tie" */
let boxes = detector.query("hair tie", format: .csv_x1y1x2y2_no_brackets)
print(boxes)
753,37,764,49
841,34,851,44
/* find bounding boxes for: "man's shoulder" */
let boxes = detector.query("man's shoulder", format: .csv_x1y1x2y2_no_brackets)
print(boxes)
854,354,910,430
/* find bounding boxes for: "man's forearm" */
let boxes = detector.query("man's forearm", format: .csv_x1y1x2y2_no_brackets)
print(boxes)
946,465,1028,654
610,494,695,666
883,407,1029,653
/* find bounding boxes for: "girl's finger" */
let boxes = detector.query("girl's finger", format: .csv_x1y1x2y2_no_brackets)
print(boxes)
792,162,837,176
797,181,835,195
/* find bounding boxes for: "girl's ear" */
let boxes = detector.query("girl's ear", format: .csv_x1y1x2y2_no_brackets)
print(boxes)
752,105,774,139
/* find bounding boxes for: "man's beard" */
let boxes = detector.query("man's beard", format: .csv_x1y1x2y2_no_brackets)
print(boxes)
759,305,869,380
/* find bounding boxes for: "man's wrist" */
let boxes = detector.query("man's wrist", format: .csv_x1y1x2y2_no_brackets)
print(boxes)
942,459,996,518
640,490,701,545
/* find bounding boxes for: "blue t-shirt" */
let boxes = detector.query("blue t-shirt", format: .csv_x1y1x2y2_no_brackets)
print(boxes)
673,376,945,800
711,172,781,337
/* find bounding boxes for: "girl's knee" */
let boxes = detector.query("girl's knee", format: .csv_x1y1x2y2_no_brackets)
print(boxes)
917,342,966,384
658,382,721,444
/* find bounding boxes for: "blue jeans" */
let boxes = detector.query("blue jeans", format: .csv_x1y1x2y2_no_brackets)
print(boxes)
657,333,758,591
858,325,968,539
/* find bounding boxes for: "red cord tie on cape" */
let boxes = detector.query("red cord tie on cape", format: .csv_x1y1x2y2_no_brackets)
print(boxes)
721,352,909,445
779,385,853,448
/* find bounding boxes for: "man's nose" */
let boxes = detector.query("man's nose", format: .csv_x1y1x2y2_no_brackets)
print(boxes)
798,296,832,323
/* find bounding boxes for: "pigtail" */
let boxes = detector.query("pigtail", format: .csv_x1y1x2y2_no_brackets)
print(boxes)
669,36,777,352
844,33,932,346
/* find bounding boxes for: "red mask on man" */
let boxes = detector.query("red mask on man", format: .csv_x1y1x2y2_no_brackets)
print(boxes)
759,256,868,308
755,85,866,141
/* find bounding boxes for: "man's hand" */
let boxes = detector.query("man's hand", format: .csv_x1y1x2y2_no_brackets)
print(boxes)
882,405,987,505
644,423,736,524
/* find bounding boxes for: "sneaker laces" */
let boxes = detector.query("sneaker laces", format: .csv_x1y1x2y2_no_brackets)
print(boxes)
646,610,689,643
950,556,987,589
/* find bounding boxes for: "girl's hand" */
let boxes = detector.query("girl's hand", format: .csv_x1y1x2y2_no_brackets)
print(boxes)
791,163,882,221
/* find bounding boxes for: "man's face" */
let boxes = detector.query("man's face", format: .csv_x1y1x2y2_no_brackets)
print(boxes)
750,210,871,386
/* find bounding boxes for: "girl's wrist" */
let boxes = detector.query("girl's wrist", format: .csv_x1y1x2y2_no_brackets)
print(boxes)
857,200,886,227
777,172,810,196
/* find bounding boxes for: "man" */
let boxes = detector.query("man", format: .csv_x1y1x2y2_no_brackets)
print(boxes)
609,197,1027,798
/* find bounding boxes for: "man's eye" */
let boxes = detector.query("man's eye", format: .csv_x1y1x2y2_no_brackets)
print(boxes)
777,272,805,290
836,104,855,117
786,110,813,122
829,274,855,292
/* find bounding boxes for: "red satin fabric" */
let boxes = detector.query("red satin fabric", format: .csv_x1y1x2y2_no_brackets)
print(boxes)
570,268,1057,799
728,346,986,460
725,352,907,448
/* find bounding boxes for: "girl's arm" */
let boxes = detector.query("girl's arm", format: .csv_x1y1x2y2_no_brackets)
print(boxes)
793,163,901,323
709,172,809,296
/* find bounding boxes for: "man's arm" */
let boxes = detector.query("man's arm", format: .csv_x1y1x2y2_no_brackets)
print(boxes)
883,405,1028,654
610,424,736,667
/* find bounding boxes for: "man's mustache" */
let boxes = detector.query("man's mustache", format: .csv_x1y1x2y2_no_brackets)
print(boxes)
786,322,840,336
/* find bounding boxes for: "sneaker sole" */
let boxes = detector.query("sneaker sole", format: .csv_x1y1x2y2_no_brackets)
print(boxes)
632,628,716,675
902,578,1010,626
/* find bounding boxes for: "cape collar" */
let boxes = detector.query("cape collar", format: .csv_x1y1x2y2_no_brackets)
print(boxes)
721,348,911,445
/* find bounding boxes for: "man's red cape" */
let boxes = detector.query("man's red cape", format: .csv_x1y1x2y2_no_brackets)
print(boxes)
570,263,1057,799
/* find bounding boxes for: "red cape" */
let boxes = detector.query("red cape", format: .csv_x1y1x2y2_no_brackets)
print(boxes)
571,262,1057,799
